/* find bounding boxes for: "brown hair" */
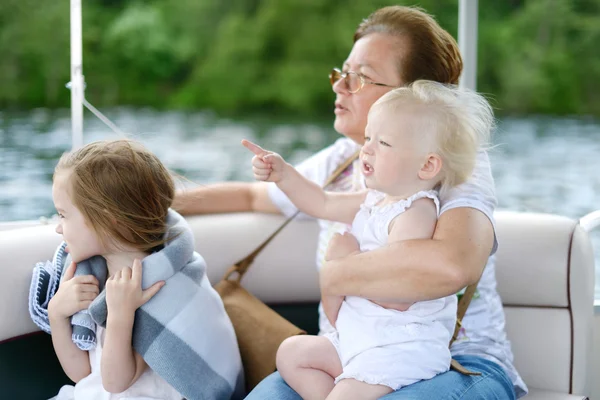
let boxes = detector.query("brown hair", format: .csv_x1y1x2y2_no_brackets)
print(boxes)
354,6,463,85
55,139,175,252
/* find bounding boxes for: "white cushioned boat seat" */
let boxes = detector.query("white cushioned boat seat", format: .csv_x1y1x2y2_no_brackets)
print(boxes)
494,211,594,399
524,390,587,400
190,210,596,399
0,210,595,399
0,225,62,342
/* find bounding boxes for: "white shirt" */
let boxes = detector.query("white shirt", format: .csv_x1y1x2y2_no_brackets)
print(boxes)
267,137,528,397
52,327,182,400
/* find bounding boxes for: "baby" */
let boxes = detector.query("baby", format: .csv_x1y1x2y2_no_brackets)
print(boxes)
242,80,493,399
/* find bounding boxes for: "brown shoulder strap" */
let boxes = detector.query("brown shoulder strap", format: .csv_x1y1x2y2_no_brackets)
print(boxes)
449,279,482,375
226,150,360,281
450,281,479,346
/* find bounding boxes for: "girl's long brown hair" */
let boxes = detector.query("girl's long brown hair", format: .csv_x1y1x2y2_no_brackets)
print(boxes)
55,139,175,252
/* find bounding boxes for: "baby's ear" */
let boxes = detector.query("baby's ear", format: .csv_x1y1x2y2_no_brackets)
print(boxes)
418,153,442,181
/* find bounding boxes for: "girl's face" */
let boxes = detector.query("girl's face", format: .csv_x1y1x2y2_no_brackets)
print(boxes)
333,33,405,144
52,170,106,263
360,107,431,196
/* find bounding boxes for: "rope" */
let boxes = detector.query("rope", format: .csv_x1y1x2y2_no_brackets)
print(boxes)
81,98,126,137
66,81,127,137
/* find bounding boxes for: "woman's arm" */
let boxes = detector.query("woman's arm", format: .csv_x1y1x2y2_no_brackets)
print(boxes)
320,207,493,302
172,182,280,215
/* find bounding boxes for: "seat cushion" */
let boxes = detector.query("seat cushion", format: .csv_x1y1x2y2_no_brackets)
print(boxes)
526,388,588,399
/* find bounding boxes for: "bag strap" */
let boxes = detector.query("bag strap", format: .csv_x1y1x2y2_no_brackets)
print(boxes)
450,281,479,347
449,279,482,375
224,150,361,282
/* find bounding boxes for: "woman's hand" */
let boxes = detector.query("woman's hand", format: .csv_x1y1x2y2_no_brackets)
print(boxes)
242,139,288,182
48,261,99,321
322,295,344,328
325,232,360,261
321,233,359,328
106,259,164,319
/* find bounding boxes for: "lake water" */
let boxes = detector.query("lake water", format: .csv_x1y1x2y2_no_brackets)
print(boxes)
1,108,599,299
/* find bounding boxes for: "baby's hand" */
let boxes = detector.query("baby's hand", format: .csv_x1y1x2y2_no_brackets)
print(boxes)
325,232,360,261
48,261,100,320
106,259,164,319
241,139,287,182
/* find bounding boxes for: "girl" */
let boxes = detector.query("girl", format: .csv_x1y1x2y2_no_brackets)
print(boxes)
242,81,493,399
44,140,243,400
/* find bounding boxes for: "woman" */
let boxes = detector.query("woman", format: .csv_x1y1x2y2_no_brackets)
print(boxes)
174,6,527,399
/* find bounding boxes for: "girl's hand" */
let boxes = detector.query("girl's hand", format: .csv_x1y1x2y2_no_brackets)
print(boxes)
106,259,164,318
48,261,100,320
325,232,360,261
241,139,287,182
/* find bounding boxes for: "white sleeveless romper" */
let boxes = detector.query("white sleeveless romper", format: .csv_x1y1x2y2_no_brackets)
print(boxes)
324,190,458,390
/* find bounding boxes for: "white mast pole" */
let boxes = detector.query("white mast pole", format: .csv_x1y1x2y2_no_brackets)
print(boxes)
70,0,84,150
458,0,478,91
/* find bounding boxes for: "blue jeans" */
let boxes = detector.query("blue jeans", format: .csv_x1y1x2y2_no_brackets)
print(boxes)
245,355,516,400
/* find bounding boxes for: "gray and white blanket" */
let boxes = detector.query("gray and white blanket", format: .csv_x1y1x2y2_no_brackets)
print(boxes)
29,210,244,400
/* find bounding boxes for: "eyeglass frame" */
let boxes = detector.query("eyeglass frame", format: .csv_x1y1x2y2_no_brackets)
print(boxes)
329,67,397,94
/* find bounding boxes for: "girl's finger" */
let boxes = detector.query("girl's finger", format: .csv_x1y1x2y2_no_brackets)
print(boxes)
141,281,165,304
132,259,143,285
78,291,98,301
79,284,100,294
63,262,77,281
78,300,93,309
121,267,132,280
73,275,99,286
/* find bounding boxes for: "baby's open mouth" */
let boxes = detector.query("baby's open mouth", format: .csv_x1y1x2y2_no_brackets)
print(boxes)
362,161,374,175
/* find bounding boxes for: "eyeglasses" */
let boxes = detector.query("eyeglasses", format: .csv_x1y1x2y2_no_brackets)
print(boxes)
329,68,397,94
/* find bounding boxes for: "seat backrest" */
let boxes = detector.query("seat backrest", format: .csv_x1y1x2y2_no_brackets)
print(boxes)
1,211,595,396
0,224,62,342
494,210,595,395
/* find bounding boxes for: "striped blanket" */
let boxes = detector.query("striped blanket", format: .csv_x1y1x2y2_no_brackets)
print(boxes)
29,210,244,400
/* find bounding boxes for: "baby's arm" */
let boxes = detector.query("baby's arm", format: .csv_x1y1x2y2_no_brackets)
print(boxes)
387,198,438,242
242,139,365,224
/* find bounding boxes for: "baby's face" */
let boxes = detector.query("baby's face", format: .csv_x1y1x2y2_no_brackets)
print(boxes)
360,107,432,196
52,170,106,263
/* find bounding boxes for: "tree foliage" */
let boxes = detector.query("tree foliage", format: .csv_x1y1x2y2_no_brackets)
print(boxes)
0,0,598,116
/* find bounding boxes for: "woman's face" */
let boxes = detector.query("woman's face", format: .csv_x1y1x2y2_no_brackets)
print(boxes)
333,33,405,144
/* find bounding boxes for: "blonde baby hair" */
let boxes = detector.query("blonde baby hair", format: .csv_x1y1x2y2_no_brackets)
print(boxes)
371,80,494,197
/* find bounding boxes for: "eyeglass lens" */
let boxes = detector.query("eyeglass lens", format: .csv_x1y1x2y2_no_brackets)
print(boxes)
330,69,361,93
